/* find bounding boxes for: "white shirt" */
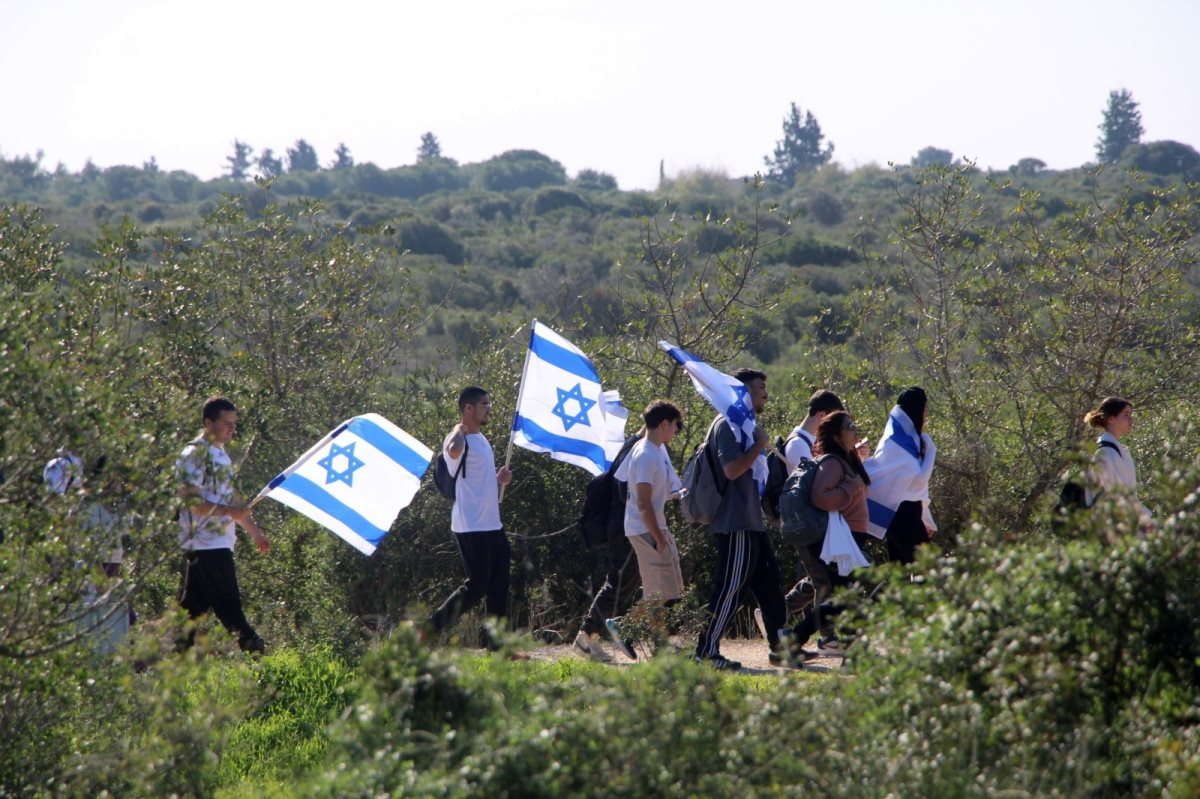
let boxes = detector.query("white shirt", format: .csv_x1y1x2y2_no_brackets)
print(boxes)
443,431,503,533
176,436,237,550
1089,431,1152,524
623,439,679,537
44,450,83,494
783,428,815,472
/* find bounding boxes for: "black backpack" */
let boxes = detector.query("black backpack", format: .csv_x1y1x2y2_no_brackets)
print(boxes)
578,434,642,547
432,439,468,500
1051,440,1119,532
779,454,831,546
760,434,795,524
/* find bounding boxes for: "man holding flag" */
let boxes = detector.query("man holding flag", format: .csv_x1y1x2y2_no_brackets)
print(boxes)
660,343,791,670
427,386,514,647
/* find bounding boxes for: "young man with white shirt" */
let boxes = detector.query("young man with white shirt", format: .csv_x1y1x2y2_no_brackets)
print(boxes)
177,396,269,653
602,402,685,659
427,386,514,644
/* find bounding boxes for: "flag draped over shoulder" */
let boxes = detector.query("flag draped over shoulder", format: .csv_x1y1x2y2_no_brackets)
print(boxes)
658,341,758,449
863,405,937,538
511,320,628,476
255,414,433,556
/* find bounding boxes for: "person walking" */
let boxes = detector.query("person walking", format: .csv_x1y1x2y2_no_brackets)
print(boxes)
694,368,789,671
1085,396,1154,533
427,386,515,648
864,387,937,565
177,396,269,653
603,402,686,659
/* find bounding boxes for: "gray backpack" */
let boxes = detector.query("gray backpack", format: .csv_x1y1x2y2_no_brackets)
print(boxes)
779,455,831,545
679,419,726,525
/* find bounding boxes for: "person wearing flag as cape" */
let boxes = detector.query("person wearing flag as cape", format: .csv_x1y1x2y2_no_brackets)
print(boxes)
864,387,937,564
177,396,269,654
427,386,514,647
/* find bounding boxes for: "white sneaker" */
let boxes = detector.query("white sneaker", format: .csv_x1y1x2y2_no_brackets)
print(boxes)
573,631,611,662
753,607,769,640
817,635,848,656
604,618,637,660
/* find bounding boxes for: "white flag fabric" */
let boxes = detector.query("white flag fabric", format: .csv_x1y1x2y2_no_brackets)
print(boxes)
863,405,937,538
255,413,433,555
658,340,768,488
511,320,628,476
820,511,871,576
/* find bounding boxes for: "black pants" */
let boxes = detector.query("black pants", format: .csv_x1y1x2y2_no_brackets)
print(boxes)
791,531,877,646
580,534,641,636
695,529,787,658
179,548,261,651
886,500,928,565
787,540,841,637
430,530,511,634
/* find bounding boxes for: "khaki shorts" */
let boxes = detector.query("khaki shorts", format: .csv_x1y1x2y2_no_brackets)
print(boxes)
629,532,684,601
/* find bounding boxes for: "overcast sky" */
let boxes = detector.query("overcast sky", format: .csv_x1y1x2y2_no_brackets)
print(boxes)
4,0,1197,190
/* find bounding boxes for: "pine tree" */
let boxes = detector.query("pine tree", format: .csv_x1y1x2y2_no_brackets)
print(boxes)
1096,89,1144,165
225,140,253,180
417,132,442,162
764,102,834,186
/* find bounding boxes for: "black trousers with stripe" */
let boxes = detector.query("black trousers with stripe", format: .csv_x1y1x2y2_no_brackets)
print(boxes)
695,529,787,658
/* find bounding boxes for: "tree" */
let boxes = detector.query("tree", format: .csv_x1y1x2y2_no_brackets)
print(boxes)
1010,157,1047,177
477,149,567,191
764,102,834,185
286,139,319,172
331,143,354,170
257,148,284,178
417,132,442,162
911,147,954,168
1122,140,1200,179
1096,88,1143,165
574,168,618,191
225,140,254,180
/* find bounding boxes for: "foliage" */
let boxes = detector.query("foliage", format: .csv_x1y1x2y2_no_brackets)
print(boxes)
764,102,834,186
225,140,254,180
478,149,568,192
330,143,354,170
417,132,443,162
912,146,954,168
257,148,284,179
1097,88,1144,165
1122,140,1200,180
286,139,320,173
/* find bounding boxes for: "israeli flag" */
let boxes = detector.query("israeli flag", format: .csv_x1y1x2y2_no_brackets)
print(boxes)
255,414,433,556
658,341,757,449
511,320,628,476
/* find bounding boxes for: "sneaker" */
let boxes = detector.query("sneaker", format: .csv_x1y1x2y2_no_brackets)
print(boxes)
604,618,637,660
573,631,612,662
768,651,807,668
817,635,847,656
753,607,769,640
695,654,742,671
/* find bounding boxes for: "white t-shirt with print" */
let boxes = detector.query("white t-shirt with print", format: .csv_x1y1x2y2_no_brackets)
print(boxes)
176,436,237,550
443,431,503,533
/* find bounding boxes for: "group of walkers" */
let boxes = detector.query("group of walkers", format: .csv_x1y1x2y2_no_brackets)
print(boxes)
575,375,938,669
44,383,1152,667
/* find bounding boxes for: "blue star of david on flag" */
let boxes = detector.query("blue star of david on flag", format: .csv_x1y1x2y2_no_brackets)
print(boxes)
317,441,365,486
551,383,596,431
726,384,751,428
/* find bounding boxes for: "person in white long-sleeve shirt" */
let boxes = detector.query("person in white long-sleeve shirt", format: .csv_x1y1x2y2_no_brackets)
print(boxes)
1084,397,1154,533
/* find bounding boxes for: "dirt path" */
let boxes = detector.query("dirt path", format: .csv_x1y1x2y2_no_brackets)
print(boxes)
522,635,845,675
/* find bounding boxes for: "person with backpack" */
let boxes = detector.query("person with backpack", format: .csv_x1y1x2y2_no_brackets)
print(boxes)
786,410,872,656
601,401,687,659
864,387,937,565
573,427,645,661
693,368,789,671
1084,397,1154,533
756,389,849,643
426,386,515,646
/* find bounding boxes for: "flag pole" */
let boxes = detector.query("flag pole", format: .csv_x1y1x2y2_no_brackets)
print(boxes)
500,319,536,503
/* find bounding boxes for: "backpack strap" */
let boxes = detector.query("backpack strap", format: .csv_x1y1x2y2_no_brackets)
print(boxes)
1096,440,1121,458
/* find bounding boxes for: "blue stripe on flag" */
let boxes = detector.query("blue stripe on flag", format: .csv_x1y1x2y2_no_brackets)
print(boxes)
867,498,896,530
531,329,600,383
663,345,697,365
278,474,391,546
347,416,430,478
514,414,609,468
887,416,923,461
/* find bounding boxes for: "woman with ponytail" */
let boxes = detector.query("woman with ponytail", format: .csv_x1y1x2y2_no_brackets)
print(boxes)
1084,397,1153,532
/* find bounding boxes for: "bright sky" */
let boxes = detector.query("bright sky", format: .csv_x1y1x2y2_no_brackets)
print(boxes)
4,0,1197,190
